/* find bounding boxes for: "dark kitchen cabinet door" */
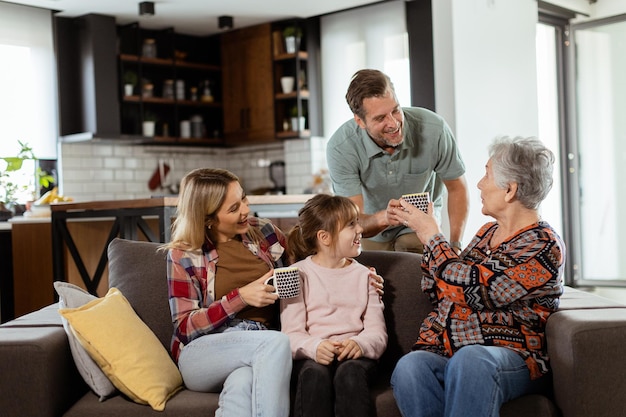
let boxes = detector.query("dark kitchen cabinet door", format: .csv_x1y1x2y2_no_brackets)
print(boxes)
221,23,275,144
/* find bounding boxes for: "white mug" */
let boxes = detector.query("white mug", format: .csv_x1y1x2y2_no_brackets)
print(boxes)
264,267,300,299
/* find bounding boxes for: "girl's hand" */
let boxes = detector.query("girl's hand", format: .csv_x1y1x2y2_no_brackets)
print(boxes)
316,340,340,365
368,267,384,296
336,339,363,361
238,270,279,307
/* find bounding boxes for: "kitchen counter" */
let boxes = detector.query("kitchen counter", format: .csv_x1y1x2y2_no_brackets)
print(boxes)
1,194,316,229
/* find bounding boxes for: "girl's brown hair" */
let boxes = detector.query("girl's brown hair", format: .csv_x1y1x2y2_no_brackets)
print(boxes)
287,194,359,262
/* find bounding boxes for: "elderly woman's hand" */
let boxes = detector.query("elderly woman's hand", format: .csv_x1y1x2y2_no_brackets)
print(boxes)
393,200,441,245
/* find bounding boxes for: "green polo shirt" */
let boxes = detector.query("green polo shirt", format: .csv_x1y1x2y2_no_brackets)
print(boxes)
326,107,465,243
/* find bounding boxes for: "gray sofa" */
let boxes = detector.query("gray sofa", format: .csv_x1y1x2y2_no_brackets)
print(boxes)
2,237,626,417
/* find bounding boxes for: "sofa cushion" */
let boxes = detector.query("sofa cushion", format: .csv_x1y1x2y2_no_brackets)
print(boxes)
53,281,117,401
59,287,183,411
64,389,219,417
107,238,172,350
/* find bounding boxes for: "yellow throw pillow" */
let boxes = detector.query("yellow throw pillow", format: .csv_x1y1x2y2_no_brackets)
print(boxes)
59,287,182,411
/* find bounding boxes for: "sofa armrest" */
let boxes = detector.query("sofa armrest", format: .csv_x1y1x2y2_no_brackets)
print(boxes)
0,322,87,416
547,308,626,417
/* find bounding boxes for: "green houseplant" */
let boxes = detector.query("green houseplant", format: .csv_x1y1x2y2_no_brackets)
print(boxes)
123,70,138,96
282,26,302,54
142,111,157,137
0,141,54,219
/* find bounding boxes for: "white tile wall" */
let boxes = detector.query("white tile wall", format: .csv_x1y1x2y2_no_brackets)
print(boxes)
59,138,326,202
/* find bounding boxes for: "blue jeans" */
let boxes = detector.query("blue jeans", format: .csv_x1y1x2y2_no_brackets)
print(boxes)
178,320,292,417
390,345,550,417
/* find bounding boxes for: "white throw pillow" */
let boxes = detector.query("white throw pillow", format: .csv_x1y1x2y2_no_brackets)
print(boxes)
53,281,117,401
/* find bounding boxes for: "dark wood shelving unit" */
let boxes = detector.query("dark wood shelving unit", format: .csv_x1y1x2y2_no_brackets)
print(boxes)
117,24,223,143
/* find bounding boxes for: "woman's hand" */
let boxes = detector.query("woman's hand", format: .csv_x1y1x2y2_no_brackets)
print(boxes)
368,267,384,296
238,270,279,307
392,200,441,245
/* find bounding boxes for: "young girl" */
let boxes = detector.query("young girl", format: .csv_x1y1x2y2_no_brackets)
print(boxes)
161,168,292,417
280,194,388,417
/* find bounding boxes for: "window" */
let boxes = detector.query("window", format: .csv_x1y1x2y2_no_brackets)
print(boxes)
0,3,58,203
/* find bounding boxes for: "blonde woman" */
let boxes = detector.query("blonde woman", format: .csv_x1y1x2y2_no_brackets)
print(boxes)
162,168,291,417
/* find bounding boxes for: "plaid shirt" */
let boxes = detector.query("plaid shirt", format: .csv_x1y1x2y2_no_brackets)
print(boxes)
167,217,289,362
416,221,565,380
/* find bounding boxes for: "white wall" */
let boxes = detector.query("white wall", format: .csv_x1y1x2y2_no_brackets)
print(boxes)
432,0,541,244
320,1,409,139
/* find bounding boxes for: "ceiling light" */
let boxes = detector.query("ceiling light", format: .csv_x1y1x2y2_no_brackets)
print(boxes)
139,2,155,17
218,15,234,30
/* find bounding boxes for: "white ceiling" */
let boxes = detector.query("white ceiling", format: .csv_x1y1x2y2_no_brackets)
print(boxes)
5,0,383,36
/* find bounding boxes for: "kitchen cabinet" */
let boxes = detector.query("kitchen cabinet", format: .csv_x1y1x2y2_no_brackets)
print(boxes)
221,24,275,144
11,220,53,318
0,228,13,323
117,24,223,145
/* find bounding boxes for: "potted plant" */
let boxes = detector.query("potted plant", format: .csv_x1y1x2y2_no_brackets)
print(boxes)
289,105,305,132
0,141,54,220
142,111,157,137
123,70,138,96
282,26,302,54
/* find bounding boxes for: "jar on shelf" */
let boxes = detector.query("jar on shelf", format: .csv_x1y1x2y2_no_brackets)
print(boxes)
142,83,154,98
190,115,204,138
176,80,185,100
201,80,213,102
190,87,198,101
142,38,157,58
163,79,174,99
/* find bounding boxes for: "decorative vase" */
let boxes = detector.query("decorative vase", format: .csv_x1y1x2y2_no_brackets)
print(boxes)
142,121,155,137
290,116,306,132
284,36,300,54
124,84,134,96
280,76,295,94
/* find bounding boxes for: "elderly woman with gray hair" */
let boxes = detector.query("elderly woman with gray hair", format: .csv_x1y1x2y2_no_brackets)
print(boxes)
388,136,566,417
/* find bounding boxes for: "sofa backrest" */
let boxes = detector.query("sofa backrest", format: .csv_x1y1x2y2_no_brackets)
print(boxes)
356,250,430,377
106,238,432,376
107,238,172,350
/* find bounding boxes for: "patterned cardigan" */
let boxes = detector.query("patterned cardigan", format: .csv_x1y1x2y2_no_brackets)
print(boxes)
415,221,565,380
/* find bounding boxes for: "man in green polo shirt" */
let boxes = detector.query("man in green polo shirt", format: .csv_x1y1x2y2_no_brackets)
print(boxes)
326,69,469,253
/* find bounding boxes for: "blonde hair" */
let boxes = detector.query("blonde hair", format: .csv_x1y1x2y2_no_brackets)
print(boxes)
287,194,359,262
161,168,261,251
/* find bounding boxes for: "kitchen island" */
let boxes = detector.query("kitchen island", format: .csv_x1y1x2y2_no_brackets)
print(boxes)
8,194,314,318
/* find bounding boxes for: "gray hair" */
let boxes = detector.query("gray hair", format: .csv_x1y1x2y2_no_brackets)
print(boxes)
488,136,555,210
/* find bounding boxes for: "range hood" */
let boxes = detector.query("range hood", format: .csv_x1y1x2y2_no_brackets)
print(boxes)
56,14,121,141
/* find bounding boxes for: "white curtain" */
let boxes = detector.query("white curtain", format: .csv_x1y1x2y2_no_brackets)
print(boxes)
0,2,58,159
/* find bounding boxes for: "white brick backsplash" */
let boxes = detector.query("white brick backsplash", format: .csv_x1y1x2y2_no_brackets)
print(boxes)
59,138,326,202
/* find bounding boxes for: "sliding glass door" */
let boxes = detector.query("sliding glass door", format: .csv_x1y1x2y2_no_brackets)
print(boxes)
569,14,626,286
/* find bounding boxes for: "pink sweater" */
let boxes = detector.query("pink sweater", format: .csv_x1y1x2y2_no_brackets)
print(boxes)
280,256,387,361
